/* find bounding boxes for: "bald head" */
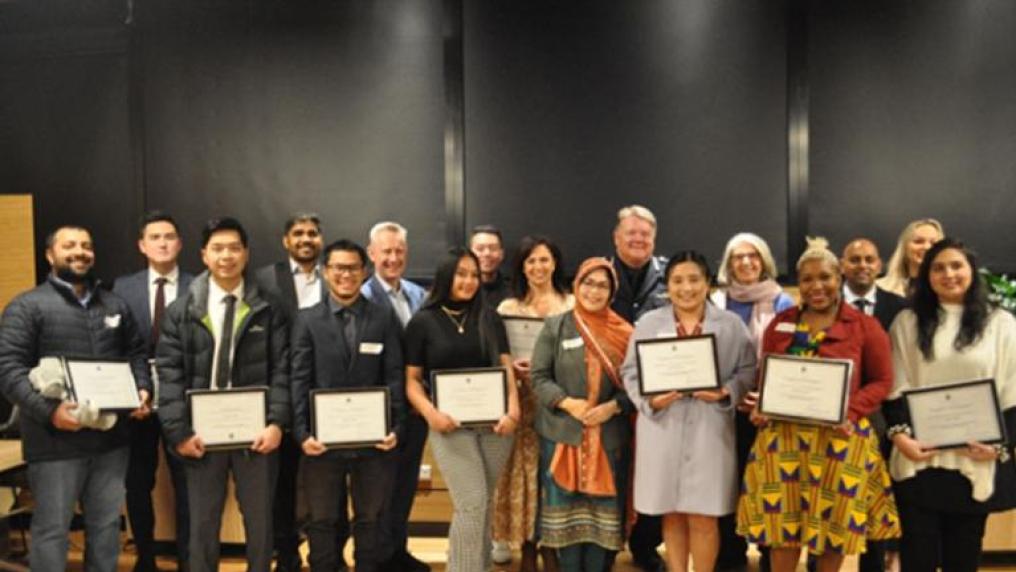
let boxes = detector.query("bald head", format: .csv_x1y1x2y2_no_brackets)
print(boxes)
840,238,882,296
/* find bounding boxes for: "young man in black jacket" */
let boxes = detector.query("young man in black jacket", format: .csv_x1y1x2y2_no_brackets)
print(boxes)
157,217,290,572
0,225,151,571
290,239,405,572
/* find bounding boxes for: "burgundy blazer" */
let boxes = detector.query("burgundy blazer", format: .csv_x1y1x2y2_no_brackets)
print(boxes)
760,302,893,422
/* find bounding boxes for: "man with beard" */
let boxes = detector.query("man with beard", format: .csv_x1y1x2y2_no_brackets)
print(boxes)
0,225,152,571
255,213,325,571
113,212,194,572
360,222,429,571
469,224,510,308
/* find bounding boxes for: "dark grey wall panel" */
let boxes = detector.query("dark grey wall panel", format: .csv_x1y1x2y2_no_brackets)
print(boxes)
138,0,446,278
810,0,1016,270
464,0,789,274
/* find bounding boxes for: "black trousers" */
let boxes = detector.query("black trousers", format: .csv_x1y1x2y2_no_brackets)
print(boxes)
126,415,189,566
186,449,278,572
382,412,429,556
273,433,302,565
897,499,986,572
303,452,395,572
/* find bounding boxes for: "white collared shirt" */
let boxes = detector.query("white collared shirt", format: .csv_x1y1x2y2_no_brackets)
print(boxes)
843,284,877,316
290,258,322,309
148,266,180,320
378,275,412,326
208,279,245,390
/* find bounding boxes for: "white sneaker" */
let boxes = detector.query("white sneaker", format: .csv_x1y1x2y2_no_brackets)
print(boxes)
491,541,512,564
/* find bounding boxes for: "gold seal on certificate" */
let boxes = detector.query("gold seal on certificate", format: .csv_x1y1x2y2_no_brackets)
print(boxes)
430,367,508,427
311,387,390,448
61,357,141,412
634,334,721,395
759,355,852,425
187,387,268,451
904,379,1006,449
503,317,544,361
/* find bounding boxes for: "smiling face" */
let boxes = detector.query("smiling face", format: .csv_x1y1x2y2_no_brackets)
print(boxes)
928,247,972,305
798,258,841,312
729,242,763,285
906,224,942,277
138,220,181,268
523,244,556,290
368,229,407,286
470,232,504,280
283,220,323,265
47,227,95,283
667,261,709,316
613,216,656,269
576,268,612,313
840,239,882,295
201,230,248,289
325,248,366,304
450,256,481,302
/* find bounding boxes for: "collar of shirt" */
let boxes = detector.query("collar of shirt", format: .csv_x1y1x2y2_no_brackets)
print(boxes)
289,257,320,280
842,284,877,307
149,265,179,286
51,274,95,307
377,274,404,295
328,294,365,317
208,277,244,307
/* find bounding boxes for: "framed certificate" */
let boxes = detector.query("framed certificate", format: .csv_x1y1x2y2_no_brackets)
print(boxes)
759,355,852,426
187,387,268,451
431,367,508,427
503,317,545,361
61,357,141,412
311,387,390,449
904,379,1006,450
635,334,721,395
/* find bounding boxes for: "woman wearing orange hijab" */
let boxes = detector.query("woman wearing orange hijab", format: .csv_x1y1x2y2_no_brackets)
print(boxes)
530,257,635,571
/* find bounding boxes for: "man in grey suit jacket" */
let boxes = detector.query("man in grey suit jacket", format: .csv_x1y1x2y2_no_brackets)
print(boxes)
113,211,194,572
253,213,325,572
361,221,430,571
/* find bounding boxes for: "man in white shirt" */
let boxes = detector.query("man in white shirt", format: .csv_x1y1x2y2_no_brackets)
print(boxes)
841,238,907,330
113,212,195,572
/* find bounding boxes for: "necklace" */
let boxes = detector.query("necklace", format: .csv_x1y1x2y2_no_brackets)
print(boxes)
441,305,468,334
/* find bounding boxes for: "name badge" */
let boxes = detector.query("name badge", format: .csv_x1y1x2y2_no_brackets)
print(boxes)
775,322,797,333
562,337,584,350
359,342,384,355
104,314,121,329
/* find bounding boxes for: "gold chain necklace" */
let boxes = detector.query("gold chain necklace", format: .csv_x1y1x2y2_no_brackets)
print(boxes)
440,305,468,334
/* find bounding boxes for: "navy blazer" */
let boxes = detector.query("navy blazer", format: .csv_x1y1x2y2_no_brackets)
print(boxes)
360,274,426,323
254,260,328,324
113,268,194,352
289,296,407,454
872,286,908,332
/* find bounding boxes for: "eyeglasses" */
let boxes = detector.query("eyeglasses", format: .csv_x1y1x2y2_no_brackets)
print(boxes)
579,279,612,291
732,252,761,262
326,264,363,275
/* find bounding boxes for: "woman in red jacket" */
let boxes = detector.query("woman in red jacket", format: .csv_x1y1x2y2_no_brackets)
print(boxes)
736,237,901,572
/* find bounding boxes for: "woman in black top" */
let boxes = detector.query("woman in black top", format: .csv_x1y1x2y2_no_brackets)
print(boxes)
405,247,520,572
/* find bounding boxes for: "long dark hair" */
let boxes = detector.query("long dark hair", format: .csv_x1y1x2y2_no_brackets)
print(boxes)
423,247,502,364
912,238,990,360
510,235,567,299
664,250,714,303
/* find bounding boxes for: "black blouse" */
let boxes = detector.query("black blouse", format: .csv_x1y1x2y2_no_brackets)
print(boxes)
404,306,509,389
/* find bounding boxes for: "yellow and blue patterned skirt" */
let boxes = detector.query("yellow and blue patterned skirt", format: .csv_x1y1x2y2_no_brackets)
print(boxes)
735,417,901,555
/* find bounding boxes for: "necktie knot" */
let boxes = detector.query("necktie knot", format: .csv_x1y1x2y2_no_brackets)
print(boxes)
155,277,168,286
853,299,868,311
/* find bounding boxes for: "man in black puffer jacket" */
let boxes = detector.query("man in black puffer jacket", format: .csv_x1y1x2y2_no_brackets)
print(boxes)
156,217,290,572
0,225,151,572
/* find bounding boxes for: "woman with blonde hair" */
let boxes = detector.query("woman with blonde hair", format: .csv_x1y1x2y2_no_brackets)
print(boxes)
876,218,944,298
737,237,901,572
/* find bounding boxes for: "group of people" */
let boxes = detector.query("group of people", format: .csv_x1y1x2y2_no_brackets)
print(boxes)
0,206,1013,572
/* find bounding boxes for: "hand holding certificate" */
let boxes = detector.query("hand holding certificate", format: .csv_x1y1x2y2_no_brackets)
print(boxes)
758,355,852,426
62,357,141,412
431,367,508,428
311,388,391,449
904,379,1006,450
635,334,721,396
187,387,268,451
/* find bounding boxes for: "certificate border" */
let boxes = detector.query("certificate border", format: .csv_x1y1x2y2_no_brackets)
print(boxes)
310,387,391,449
502,316,545,359
634,333,721,396
186,386,268,452
903,378,1007,450
430,367,508,428
758,354,851,426
61,356,141,413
